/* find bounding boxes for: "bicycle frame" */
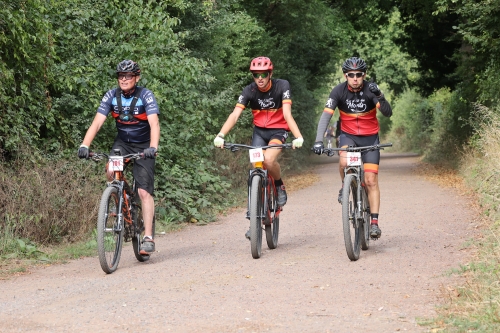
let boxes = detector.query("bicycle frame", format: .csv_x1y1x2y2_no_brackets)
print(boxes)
92,152,141,230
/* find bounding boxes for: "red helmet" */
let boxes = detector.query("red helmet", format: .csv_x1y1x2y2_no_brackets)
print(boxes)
249,57,273,72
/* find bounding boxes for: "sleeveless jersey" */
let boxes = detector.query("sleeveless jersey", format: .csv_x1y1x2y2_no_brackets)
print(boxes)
236,79,292,131
97,86,159,143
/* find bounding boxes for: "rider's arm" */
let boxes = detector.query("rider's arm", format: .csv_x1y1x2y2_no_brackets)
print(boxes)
81,113,107,147
376,96,392,117
315,111,334,142
282,103,302,139
218,106,244,136
315,88,339,142
147,113,160,149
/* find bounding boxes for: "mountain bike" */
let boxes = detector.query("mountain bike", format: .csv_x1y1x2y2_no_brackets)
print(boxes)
322,143,392,261
89,150,156,274
224,142,293,259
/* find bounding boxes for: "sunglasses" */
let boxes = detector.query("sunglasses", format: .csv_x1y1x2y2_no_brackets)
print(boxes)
117,73,136,80
346,72,364,78
252,72,269,79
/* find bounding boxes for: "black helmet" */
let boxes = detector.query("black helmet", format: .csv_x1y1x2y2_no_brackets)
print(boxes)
116,60,141,75
342,57,367,73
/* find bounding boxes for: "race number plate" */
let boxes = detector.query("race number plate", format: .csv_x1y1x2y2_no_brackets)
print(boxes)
109,156,124,171
249,148,264,163
347,152,361,166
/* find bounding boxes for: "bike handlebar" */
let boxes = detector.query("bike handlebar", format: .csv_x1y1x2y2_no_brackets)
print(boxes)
88,152,147,162
316,143,393,156
223,142,293,152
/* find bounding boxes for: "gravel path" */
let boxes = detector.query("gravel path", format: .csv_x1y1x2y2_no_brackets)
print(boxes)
0,153,476,332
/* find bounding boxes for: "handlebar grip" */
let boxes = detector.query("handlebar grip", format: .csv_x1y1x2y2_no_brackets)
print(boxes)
378,143,393,148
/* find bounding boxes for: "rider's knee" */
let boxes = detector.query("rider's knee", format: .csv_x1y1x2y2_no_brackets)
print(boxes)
263,157,277,169
364,172,378,187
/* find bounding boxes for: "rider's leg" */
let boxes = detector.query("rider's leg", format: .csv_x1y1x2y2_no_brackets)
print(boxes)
364,164,382,238
263,147,282,181
264,141,287,206
338,150,347,181
364,170,380,215
138,188,155,236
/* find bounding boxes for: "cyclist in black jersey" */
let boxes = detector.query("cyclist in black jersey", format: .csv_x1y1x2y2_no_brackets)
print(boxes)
312,57,392,239
78,60,160,255
213,56,304,239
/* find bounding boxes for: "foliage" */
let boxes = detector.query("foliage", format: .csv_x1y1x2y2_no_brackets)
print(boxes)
1,0,355,246
385,89,430,152
0,0,54,156
394,0,462,95
0,151,102,247
355,10,420,95
429,104,500,332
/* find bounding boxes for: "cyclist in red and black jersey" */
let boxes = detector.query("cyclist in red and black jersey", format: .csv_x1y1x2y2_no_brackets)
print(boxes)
313,57,392,239
78,60,160,255
214,57,304,237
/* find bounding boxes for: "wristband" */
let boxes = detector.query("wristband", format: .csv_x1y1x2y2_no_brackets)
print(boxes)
80,144,89,149
217,133,225,138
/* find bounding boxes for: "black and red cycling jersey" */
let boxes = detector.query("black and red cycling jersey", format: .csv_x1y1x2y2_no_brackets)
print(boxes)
315,81,392,142
236,79,292,131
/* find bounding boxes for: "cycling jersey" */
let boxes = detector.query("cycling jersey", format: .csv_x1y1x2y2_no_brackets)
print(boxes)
315,81,392,142
236,79,292,131
97,86,160,143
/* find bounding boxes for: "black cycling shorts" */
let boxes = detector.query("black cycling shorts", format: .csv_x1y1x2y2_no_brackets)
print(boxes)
251,126,288,146
338,132,380,165
110,137,155,195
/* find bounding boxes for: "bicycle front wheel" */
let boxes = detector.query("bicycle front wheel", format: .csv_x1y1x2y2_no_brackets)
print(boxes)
97,186,124,273
131,201,156,262
265,179,279,249
342,174,361,261
249,175,264,259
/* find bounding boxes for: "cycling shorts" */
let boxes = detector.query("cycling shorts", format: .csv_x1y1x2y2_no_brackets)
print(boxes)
338,132,380,174
251,126,288,146
110,137,156,195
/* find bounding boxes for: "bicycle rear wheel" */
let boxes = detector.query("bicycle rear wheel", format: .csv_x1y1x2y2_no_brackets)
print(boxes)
97,186,124,273
249,175,263,259
131,200,156,262
360,186,370,251
342,174,361,261
265,179,279,249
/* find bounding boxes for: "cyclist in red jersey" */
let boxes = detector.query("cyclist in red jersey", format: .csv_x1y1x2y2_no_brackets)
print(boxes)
312,57,392,239
214,57,304,238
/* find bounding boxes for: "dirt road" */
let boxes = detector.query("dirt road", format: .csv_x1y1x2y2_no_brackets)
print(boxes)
0,153,475,332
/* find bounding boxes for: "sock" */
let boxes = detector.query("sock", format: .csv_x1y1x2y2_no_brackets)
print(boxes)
274,178,283,187
144,235,153,240
371,214,379,225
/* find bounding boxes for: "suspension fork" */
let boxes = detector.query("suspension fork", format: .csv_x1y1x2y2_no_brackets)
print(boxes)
247,167,268,221
109,179,126,232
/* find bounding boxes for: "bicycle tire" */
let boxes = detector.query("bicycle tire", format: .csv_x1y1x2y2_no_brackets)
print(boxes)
97,186,124,273
360,186,370,251
265,179,279,249
342,174,361,261
249,175,263,259
131,201,156,262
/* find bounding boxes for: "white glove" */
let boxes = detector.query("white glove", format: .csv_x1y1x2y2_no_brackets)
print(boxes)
292,137,304,149
213,133,225,148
